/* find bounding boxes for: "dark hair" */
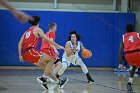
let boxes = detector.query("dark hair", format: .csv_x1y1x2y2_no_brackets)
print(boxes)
48,22,56,30
68,30,80,41
29,16,40,26
126,24,134,33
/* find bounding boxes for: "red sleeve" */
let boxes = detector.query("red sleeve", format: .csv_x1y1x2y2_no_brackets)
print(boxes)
49,32,56,40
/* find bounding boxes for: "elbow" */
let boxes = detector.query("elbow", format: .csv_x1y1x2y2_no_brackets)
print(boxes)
18,42,22,48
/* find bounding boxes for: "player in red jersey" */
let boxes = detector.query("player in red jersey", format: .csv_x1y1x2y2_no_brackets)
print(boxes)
118,24,140,88
18,16,67,89
41,22,63,75
37,22,68,88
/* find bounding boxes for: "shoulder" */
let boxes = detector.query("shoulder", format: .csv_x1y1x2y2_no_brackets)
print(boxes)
66,41,71,44
78,41,83,45
36,27,43,32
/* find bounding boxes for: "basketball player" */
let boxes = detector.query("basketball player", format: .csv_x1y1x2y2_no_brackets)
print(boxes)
0,0,32,23
18,16,67,89
37,22,68,88
118,24,140,87
40,22,62,75
57,31,94,83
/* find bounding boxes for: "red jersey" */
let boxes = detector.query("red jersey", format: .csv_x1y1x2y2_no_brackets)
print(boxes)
123,32,140,53
41,31,56,50
22,27,40,51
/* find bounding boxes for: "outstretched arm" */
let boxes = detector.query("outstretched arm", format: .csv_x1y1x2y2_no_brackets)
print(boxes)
38,28,65,50
0,0,32,23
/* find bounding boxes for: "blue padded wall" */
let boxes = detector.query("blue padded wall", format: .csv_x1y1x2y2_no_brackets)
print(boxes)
0,10,135,67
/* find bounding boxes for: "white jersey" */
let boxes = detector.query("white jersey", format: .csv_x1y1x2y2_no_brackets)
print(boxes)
63,41,81,64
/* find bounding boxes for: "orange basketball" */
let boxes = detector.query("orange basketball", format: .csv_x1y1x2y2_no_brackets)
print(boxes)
81,49,92,58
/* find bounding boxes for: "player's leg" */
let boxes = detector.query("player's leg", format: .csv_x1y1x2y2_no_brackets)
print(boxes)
128,65,137,86
57,57,70,76
36,54,59,82
75,57,94,83
125,52,140,86
53,59,63,77
55,57,69,88
76,57,94,83
37,54,68,88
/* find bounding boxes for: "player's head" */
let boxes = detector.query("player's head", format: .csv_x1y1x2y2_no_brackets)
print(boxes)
48,22,57,32
29,16,40,26
68,30,80,43
126,24,134,33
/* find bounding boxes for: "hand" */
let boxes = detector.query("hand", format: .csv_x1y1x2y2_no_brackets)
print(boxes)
11,10,33,23
54,49,59,56
19,56,24,62
118,64,124,69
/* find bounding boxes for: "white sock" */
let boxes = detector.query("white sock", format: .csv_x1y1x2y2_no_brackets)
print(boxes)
128,77,133,84
42,74,49,78
49,78,59,84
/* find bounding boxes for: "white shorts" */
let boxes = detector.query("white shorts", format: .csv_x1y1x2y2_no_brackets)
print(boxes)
62,57,81,67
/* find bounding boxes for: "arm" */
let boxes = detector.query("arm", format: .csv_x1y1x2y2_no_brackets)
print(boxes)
65,42,73,57
38,29,65,50
0,0,16,11
80,42,85,50
49,38,59,56
0,0,32,23
18,34,24,62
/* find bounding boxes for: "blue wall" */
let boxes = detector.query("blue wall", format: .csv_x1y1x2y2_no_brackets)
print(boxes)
0,10,135,67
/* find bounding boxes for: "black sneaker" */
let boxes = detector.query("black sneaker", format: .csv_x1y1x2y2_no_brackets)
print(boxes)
37,77,48,89
86,73,94,84
59,78,68,88
37,77,47,84
41,84,48,89
127,82,133,91
88,79,94,84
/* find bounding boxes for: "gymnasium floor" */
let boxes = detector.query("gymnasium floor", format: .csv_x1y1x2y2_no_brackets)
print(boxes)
0,67,139,93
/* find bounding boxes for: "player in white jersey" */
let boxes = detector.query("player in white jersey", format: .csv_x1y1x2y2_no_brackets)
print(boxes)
57,31,94,83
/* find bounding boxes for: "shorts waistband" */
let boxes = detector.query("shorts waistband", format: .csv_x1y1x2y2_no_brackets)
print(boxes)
125,50,140,54
22,47,33,53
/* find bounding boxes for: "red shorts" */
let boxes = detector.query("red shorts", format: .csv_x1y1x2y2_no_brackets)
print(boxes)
41,48,58,61
125,52,140,67
22,48,44,64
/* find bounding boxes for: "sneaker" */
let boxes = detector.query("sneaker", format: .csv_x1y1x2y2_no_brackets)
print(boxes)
41,84,48,89
37,77,48,89
88,79,94,84
127,82,133,91
59,78,68,88
37,77,47,84
86,73,94,83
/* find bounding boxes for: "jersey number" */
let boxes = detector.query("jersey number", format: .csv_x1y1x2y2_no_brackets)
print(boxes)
25,31,31,39
128,36,134,42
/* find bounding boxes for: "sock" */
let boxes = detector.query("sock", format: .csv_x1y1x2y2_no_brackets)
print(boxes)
128,77,133,84
56,74,60,79
86,73,94,81
42,74,49,79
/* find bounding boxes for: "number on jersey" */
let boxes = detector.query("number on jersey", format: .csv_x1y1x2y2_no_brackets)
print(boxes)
25,31,31,39
129,36,134,42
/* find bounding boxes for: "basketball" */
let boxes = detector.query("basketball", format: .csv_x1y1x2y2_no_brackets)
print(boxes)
81,49,92,58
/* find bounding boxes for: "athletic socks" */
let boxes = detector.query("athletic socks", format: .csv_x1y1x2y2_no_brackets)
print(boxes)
56,74,60,79
86,73,94,83
128,77,133,85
